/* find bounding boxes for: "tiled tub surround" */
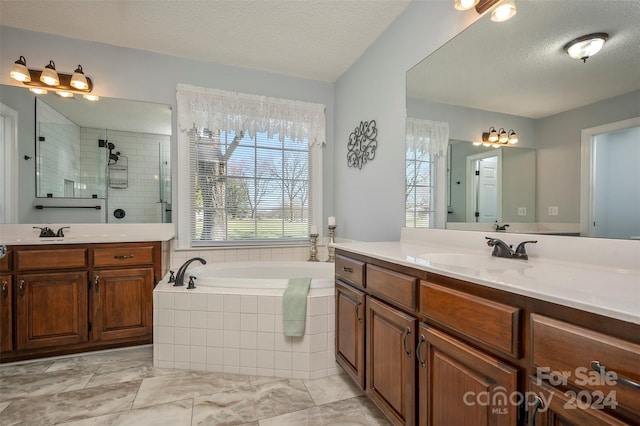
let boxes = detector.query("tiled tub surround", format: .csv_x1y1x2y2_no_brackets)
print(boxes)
153,262,338,379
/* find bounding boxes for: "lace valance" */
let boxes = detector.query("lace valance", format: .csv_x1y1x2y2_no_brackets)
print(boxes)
177,84,326,145
406,117,449,157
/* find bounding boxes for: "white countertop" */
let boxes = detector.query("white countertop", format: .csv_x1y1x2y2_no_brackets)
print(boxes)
0,223,175,245
333,228,640,325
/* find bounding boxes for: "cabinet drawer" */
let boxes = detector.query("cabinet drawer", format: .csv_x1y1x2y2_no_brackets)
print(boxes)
335,255,365,289
366,264,417,312
93,245,155,267
16,248,87,271
531,314,640,417
419,282,520,358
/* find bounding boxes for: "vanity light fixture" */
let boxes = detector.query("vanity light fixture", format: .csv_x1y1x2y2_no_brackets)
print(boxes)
490,0,517,22
564,33,609,63
454,0,479,11
482,127,518,145
10,56,30,82
9,56,97,100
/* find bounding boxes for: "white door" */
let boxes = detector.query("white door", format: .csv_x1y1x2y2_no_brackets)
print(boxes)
0,103,18,224
466,150,502,222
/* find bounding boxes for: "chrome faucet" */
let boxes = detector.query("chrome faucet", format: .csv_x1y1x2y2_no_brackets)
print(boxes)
174,257,206,286
485,237,537,260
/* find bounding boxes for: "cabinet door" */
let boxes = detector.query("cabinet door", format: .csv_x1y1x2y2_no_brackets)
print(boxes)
0,275,12,353
16,272,88,350
366,296,416,426
528,380,630,426
335,280,366,389
92,268,153,342
418,325,518,426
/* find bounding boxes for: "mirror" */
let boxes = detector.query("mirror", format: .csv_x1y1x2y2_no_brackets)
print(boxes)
406,1,640,238
1,84,172,224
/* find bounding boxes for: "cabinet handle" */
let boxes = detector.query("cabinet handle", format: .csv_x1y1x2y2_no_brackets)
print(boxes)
94,275,100,292
529,395,543,426
1,281,7,299
19,280,25,298
416,334,426,368
402,327,411,358
355,301,362,322
114,254,134,259
591,360,640,390
342,266,353,273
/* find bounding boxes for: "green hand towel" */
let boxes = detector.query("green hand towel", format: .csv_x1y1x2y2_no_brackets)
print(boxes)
283,277,312,337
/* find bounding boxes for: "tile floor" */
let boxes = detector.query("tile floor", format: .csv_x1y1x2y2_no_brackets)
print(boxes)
0,345,390,425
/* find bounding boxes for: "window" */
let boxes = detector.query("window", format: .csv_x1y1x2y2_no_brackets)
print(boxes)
405,118,449,229
176,84,325,247
190,128,311,244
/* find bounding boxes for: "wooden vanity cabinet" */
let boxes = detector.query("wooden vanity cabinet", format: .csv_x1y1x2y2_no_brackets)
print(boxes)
334,249,639,426
1,241,161,362
335,280,366,388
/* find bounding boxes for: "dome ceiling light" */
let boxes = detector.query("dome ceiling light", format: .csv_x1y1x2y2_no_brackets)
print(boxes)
564,33,609,63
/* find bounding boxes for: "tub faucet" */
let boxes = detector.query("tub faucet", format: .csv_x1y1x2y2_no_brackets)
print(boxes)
485,237,537,260
174,257,206,286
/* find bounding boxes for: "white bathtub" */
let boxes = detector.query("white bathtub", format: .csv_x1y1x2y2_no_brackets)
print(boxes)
189,261,334,289
153,261,339,379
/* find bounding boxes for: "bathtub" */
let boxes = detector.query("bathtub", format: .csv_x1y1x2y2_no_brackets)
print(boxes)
153,261,339,380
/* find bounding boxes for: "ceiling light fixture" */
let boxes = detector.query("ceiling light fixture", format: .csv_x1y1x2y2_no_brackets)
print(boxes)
564,33,609,63
9,56,96,100
491,0,517,22
482,126,518,145
454,0,479,11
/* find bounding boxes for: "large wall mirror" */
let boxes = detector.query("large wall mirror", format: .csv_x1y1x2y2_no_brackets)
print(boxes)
406,0,640,239
1,84,172,224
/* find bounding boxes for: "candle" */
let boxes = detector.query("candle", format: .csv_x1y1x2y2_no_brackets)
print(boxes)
310,225,318,235
328,216,336,226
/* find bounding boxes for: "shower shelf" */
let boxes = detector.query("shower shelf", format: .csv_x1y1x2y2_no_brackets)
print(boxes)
108,156,128,189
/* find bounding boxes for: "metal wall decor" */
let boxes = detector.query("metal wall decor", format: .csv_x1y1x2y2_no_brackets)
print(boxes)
347,120,378,170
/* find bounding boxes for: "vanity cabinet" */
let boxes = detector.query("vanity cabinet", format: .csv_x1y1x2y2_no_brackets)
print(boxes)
0,241,162,362
335,248,640,426
335,280,366,388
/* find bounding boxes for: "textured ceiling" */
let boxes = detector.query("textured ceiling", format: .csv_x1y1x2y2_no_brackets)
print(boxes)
407,0,640,119
0,0,411,82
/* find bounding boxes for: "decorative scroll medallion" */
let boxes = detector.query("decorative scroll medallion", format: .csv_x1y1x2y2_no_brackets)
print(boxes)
347,120,378,170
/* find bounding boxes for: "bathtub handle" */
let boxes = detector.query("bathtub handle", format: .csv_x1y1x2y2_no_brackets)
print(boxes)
355,301,362,322
342,266,353,273
403,327,411,359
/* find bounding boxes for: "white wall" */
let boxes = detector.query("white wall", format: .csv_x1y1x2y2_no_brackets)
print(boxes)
333,1,479,241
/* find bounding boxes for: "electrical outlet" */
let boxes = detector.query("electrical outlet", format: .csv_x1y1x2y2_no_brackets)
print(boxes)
518,207,527,216
548,206,559,216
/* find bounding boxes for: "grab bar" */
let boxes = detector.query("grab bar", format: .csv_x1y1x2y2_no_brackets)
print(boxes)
35,205,101,210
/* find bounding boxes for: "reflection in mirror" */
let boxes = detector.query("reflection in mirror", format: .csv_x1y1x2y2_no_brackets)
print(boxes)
406,0,640,239
0,84,172,224
447,141,535,225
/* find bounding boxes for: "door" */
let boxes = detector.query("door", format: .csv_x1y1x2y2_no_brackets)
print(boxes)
467,150,502,223
366,296,417,425
0,274,12,353
16,272,88,350
418,325,518,426
92,268,153,341
335,280,366,389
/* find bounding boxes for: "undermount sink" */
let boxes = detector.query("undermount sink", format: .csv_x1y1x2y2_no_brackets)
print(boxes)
419,253,532,271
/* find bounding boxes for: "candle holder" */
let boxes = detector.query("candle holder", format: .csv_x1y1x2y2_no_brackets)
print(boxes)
308,233,319,262
326,225,336,263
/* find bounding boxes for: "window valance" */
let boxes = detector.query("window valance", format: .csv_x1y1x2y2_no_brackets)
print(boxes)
176,84,326,145
406,117,449,157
